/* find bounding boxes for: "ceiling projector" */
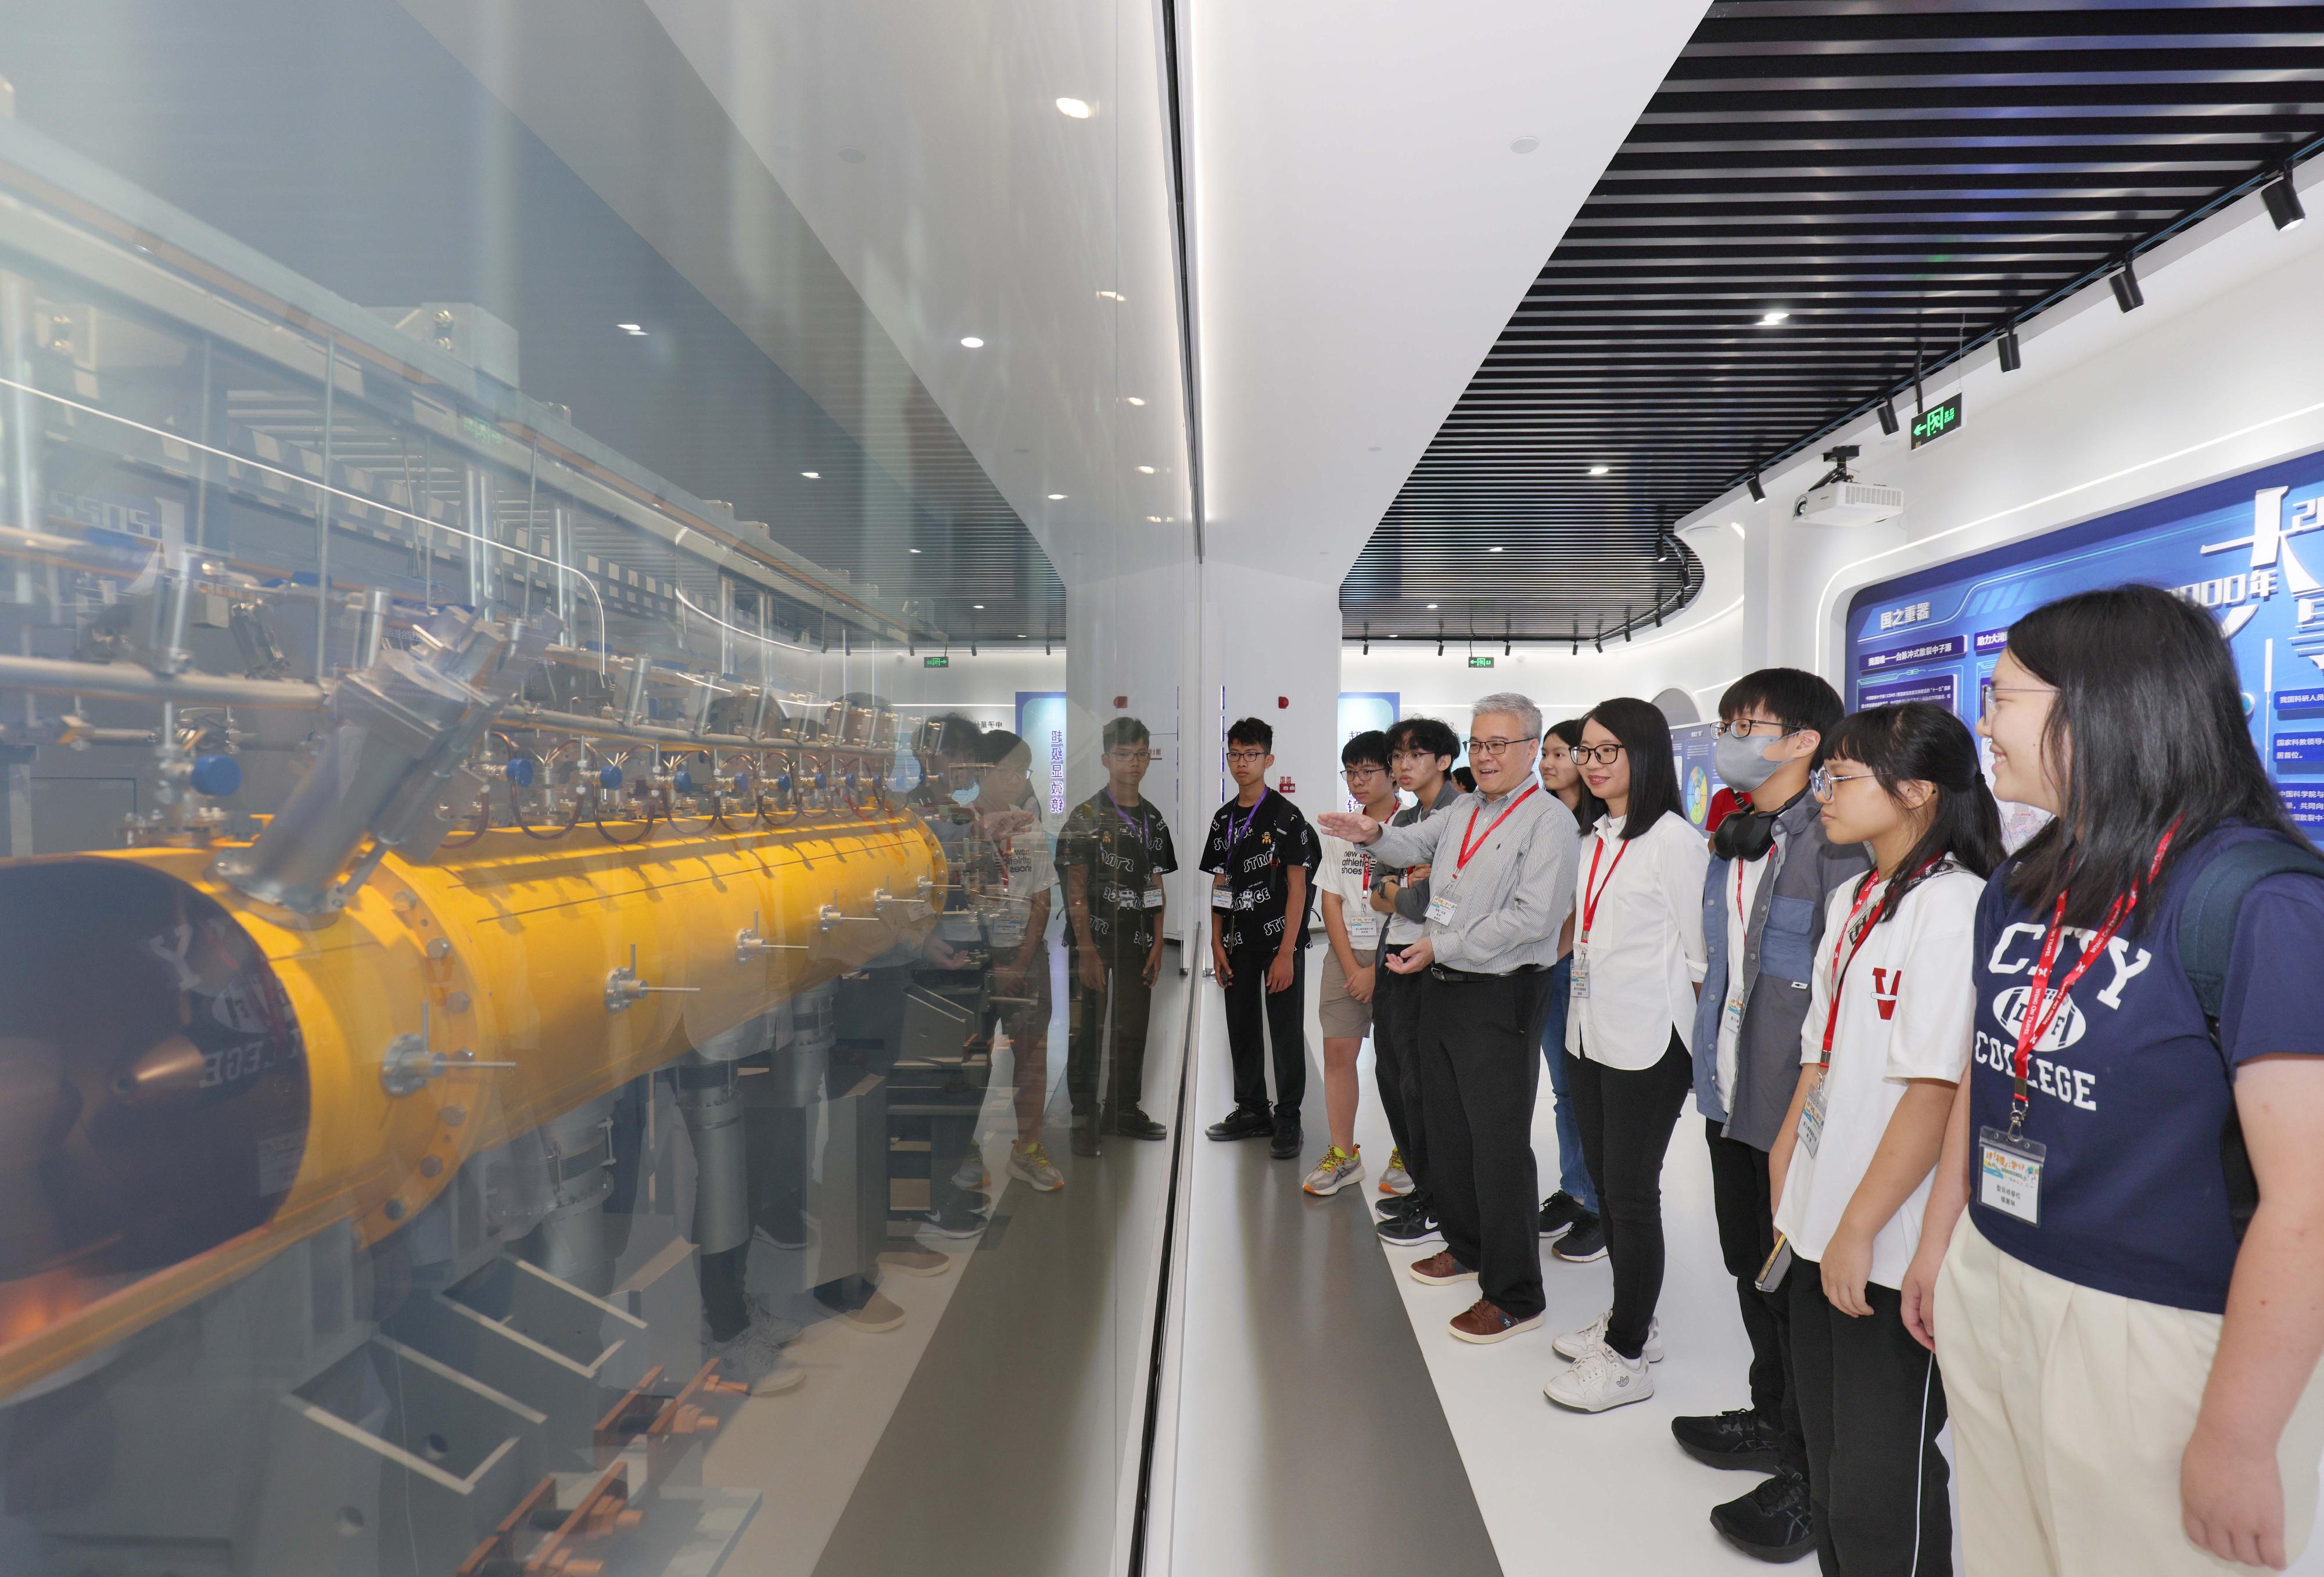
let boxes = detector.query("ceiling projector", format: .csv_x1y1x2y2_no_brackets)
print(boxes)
1792,446,1904,527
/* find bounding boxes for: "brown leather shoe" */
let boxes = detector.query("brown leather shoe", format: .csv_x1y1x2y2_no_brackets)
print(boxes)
1407,1251,1477,1287
1448,1298,1544,1345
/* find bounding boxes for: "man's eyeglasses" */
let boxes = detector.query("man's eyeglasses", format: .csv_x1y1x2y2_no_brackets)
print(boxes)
1106,748,1153,763
1809,766,1875,802
1226,749,1268,765
1568,742,1626,765
1464,737,1534,759
1342,763,1387,779
1715,717,1794,741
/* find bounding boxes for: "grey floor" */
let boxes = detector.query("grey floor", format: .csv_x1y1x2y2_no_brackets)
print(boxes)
1167,944,1501,1575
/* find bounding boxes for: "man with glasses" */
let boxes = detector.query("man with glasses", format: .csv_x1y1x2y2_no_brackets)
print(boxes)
1321,694,1577,1346
1304,730,1401,1195
1201,717,1321,1159
1059,716,1178,1155
1674,670,1868,1564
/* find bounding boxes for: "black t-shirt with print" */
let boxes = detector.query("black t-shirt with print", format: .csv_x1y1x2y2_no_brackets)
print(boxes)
1199,789,1321,952
1057,789,1179,954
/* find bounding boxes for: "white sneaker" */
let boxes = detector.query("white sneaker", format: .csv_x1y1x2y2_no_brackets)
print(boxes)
1301,1145,1364,1197
1551,1310,1663,1363
952,1150,992,1193
1379,1148,1414,1196
1009,1141,1064,1192
1543,1343,1654,1413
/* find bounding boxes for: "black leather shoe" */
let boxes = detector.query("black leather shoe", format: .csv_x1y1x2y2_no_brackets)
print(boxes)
1206,1106,1272,1141
1672,1407,1784,1472
1109,1105,1168,1140
1268,1120,1303,1159
1710,1471,1814,1562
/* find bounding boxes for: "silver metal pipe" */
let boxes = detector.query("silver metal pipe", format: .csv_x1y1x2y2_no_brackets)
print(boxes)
673,1059,749,1256
354,587,388,670
462,463,493,610
313,338,336,683
0,653,328,709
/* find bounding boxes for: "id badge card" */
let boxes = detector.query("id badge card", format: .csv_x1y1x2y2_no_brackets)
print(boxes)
1978,1126,2047,1225
1346,914,1382,949
1143,883,1166,909
1722,991,1747,1043
1797,1072,1828,1158
1570,942,1590,1000
1425,895,1457,926
1210,880,1233,911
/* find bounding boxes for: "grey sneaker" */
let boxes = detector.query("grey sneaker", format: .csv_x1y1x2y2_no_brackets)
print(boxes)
1009,1140,1064,1192
705,1305,805,1396
1301,1145,1365,1197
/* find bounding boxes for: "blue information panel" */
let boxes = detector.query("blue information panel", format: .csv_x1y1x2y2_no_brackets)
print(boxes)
1673,721,1719,829
1844,448,2324,831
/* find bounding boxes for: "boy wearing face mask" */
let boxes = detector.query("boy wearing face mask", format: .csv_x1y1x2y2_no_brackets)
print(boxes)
1675,671,1869,1565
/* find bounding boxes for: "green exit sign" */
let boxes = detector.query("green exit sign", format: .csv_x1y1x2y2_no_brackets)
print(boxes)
924,655,949,668
1910,393,1963,448
1468,655,1495,669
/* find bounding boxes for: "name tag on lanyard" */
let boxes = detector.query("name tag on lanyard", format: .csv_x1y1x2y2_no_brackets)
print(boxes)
1978,1127,2046,1224
1797,1072,1828,1158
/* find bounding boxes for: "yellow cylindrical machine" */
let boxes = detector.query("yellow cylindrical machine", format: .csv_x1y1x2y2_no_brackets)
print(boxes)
0,804,941,1398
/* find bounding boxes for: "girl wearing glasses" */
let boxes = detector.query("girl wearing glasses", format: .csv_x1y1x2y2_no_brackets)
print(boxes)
1764,702,1999,1575
1545,696,1710,1413
1903,585,2324,1575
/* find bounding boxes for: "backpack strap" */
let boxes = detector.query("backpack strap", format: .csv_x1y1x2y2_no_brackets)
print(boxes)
2175,837,2324,1243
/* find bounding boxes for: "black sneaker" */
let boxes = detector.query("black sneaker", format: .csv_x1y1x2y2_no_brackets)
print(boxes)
1377,1189,1428,1220
1268,1119,1303,1160
1672,1407,1784,1473
1537,1190,1590,1239
1206,1106,1273,1141
1709,1470,1814,1562
1109,1105,1168,1140
1551,1214,1606,1262
1377,1208,1443,1246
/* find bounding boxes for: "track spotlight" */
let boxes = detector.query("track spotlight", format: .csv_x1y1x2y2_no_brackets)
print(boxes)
2109,258,2145,314
1746,473,1766,503
1999,325,2022,373
1876,398,1899,436
2266,170,2307,232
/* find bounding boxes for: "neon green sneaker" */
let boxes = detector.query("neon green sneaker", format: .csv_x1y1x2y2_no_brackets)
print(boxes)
1303,1144,1365,1197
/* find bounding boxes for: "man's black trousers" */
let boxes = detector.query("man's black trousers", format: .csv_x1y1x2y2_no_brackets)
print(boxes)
1707,1118,1809,1478
1068,939,1156,1116
1221,940,1307,1120
1410,967,1554,1321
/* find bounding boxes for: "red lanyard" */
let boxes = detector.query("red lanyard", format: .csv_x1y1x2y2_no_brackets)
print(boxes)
1581,829,1629,941
2006,822,2179,1137
1817,859,1942,1065
1456,784,1538,874
1734,857,1753,930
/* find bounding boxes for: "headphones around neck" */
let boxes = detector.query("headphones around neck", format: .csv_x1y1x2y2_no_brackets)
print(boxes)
1712,787,1807,863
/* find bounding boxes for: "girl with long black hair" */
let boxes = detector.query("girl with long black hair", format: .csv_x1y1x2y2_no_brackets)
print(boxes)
1545,696,1709,1413
1533,717,1611,1254
1766,702,2001,1574
1900,585,2324,1574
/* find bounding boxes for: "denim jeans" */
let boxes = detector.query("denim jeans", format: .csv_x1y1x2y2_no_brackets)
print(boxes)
1537,955,1598,1212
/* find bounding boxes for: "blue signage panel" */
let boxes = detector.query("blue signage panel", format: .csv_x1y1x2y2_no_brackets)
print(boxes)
1673,721,1719,829
1845,447,2324,829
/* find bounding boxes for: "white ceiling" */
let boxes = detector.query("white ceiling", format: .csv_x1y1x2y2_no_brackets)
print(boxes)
1185,0,1710,583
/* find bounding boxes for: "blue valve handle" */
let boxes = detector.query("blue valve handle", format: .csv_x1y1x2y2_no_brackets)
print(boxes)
504,756,537,789
188,753,241,798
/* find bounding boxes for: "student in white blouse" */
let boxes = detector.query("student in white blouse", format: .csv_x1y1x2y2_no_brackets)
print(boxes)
1545,696,1711,1414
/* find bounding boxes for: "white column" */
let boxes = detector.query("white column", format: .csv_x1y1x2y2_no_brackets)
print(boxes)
1196,565,1342,832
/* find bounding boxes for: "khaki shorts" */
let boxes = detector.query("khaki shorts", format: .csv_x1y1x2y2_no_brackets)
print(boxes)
1318,945,1375,1038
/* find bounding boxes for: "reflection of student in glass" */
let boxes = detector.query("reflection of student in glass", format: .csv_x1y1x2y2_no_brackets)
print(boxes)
970,730,1064,1193
1060,717,1178,1154
1906,587,2324,1576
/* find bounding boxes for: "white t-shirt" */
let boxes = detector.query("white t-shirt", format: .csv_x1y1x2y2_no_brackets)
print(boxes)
1772,864,1981,1288
1317,834,1383,951
977,802,1057,949
1566,811,1711,1071
1716,853,1771,1108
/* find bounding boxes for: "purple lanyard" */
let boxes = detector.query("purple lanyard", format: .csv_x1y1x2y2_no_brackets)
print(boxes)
1226,788,1268,852
1106,788,1150,842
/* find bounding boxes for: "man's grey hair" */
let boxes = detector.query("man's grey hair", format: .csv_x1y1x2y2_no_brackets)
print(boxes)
1470,692,1543,742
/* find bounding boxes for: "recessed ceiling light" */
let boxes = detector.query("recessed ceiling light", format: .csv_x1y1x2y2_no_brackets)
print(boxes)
973,604,985,610
1489,545,1504,553
1147,515,1163,523
801,470,820,479
617,322,645,335
1047,493,1066,500
1056,97,1093,118
837,146,866,164
1426,603,1439,610
1137,465,1156,475
1588,465,1612,476
1759,310,1791,325
960,335,985,349
1510,135,1540,155
1017,633,1028,638
909,547,922,554
1124,396,1146,406
1097,289,1124,301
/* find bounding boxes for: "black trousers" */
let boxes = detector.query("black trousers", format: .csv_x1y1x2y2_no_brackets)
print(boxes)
1222,941,1307,1120
1708,1118,1809,1477
1567,1032,1693,1360
1412,968,1555,1321
1067,938,1156,1115
1788,1262,1951,1576
1371,946,1425,1187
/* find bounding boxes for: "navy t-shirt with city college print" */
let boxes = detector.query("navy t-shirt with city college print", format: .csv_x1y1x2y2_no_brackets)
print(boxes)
1966,822,2324,1314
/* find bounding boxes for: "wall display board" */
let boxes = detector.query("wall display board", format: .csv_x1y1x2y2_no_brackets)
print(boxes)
1015,691,1069,817
1843,449,2324,834
1337,692,1400,810
1673,721,1720,830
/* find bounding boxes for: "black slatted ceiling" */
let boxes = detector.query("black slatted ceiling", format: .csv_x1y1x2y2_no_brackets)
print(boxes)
1345,0,2324,642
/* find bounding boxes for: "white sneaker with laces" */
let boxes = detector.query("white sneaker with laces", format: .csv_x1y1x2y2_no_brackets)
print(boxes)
1301,1145,1364,1197
1551,1310,1663,1363
1543,1343,1654,1413
1379,1148,1414,1195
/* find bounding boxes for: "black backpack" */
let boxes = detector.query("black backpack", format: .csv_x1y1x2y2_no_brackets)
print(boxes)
2175,836,2324,1243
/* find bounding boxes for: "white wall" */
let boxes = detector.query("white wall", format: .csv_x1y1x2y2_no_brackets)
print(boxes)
1692,160,2324,687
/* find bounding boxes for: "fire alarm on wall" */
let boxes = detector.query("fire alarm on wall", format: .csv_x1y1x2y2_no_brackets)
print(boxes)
1276,696,1288,709
1113,695,1127,709
1278,776,1297,793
